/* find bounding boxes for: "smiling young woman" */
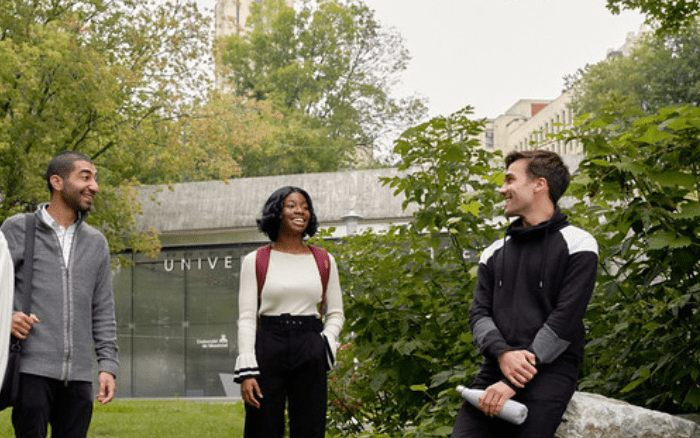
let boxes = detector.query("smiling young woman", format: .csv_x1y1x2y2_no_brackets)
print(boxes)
274,192,312,252
233,186,345,438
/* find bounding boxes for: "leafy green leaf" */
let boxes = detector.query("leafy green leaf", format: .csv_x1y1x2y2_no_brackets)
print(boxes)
647,171,696,189
682,385,700,409
459,200,481,217
673,202,700,219
647,230,692,250
410,384,428,392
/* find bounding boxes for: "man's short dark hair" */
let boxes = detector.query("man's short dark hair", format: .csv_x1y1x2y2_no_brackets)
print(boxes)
257,186,319,242
46,151,93,193
505,150,570,205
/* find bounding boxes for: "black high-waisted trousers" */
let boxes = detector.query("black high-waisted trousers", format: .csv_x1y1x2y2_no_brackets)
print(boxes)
244,314,328,438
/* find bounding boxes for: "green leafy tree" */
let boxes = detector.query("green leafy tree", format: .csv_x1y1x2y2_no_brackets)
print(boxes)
606,0,700,35
568,23,700,117
219,0,427,173
561,106,700,413
0,0,246,255
320,105,700,437
563,20,700,412
314,107,505,437
181,92,287,180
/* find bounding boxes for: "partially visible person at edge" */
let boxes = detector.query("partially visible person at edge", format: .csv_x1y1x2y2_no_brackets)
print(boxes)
1,151,118,438
233,186,344,438
0,228,14,386
451,150,598,438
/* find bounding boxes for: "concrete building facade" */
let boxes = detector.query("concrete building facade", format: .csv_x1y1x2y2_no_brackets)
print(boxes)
480,94,581,155
481,26,647,156
111,168,415,399
215,0,294,37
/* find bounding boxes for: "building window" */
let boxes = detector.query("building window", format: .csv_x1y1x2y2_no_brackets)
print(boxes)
484,129,494,149
114,243,262,398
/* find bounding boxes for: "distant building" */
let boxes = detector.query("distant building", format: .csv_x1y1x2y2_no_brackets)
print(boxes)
215,0,294,37
480,25,648,156
111,168,415,399
479,93,581,155
214,0,294,89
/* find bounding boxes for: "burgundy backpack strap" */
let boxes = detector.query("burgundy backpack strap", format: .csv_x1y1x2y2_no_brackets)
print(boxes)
309,245,331,316
255,245,272,317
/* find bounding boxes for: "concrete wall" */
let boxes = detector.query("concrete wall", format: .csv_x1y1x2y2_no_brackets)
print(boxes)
135,167,417,247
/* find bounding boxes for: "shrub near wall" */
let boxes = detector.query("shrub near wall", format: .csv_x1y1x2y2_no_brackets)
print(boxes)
318,107,505,437
567,106,700,414
322,104,700,437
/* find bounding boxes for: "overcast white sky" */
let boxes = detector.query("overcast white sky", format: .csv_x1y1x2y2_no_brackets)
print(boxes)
197,0,646,120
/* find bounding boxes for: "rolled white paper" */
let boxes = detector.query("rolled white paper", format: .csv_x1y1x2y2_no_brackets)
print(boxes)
456,385,528,425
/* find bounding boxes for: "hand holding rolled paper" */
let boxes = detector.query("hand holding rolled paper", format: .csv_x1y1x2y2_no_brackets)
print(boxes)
456,385,528,425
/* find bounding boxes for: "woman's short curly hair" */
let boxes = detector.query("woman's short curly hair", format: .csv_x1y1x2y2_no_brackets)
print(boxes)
256,186,319,242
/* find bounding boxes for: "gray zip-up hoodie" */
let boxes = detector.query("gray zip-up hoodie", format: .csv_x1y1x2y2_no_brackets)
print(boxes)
0,205,119,382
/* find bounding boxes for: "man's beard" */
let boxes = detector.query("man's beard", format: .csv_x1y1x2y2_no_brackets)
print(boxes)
61,186,93,214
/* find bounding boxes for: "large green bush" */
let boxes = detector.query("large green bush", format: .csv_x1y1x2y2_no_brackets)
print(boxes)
567,105,700,413
316,103,700,437
315,107,505,437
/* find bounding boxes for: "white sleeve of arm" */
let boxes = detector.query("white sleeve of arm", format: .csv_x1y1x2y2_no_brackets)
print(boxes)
321,254,344,366
0,234,15,385
234,252,259,383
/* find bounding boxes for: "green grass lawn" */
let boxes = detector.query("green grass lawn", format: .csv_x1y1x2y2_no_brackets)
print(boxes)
0,399,246,437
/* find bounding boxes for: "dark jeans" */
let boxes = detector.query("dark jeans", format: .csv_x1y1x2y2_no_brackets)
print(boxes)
244,315,328,438
451,359,577,438
12,373,93,438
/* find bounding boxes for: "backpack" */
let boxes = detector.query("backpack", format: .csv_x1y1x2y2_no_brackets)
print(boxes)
255,244,331,316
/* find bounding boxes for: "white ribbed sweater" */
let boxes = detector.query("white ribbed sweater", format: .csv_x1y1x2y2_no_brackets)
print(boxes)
234,249,344,380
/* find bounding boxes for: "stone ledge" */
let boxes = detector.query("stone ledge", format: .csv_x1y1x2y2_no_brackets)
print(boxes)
555,392,700,438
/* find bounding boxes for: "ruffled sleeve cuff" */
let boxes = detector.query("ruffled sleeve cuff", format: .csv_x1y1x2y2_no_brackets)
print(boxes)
233,353,260,384
321,332,339,370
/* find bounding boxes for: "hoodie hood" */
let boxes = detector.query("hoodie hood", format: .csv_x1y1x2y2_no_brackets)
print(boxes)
499,207,570,290
505,207,569,241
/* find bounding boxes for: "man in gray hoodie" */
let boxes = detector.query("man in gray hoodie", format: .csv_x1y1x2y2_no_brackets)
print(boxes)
1,151,118,438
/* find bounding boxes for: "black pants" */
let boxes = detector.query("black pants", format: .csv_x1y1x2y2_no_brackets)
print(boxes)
12,373,94,438
451,359,577,438
244,315,328,438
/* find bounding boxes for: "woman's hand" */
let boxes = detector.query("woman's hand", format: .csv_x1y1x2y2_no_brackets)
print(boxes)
241,378,263,408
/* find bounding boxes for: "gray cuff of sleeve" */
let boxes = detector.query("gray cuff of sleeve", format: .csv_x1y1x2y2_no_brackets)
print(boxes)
98,359,119,379
473,318,498,347
531,324,570,364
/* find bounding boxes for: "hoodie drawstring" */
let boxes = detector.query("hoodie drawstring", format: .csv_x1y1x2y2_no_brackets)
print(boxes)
498,235,507,288
499,227,549,289
538,227,549,289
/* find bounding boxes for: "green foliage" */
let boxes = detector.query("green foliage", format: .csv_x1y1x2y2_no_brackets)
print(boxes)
315,107,504,437
321,102,700,438
0,0,241,257
235,109,359,177
219,0,427,169
565,26,700,413
606,0,700,35
568,23,700,117
564,105,700,413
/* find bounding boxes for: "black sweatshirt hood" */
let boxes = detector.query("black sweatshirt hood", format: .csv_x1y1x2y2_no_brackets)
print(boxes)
505,207,569,240
498,207,570,289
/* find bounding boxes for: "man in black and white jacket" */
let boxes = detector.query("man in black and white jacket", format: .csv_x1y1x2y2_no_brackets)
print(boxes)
452,150,598,438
